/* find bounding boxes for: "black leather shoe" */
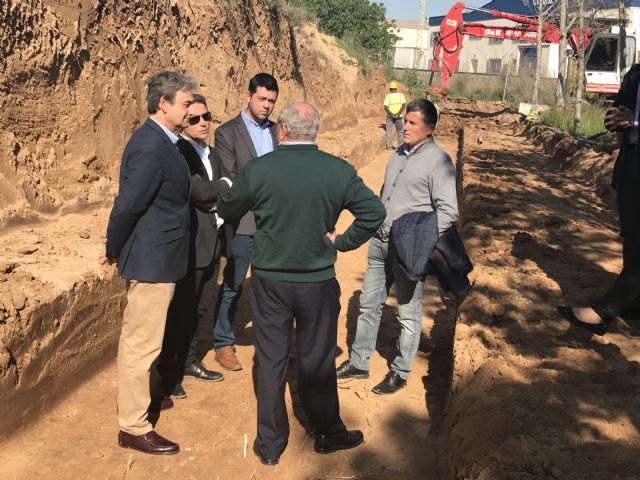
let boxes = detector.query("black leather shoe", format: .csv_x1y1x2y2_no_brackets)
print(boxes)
118,430,179,455
314,430,364,454
184,362,224,382
171,383,187,399
336,360,369,379
372,370,406,395
557,305,608,336
253,439,279,465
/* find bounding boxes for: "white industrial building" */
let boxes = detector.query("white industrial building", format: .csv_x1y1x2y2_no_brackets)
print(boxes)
392,19,431,70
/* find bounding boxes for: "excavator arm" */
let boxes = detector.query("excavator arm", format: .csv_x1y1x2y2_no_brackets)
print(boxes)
428,2,591,97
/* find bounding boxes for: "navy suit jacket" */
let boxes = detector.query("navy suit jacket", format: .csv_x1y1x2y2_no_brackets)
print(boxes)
611,63,640,237
391,211,440,281
391,211,473,286
106,119,191,282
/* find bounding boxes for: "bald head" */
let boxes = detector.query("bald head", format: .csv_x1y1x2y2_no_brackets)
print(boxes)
277,101,320,142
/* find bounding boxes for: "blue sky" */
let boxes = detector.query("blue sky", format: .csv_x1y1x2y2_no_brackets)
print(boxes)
378,0,488,20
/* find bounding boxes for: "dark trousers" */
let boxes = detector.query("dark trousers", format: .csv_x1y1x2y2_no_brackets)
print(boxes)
213,234,253,350
251,274,347,459
186,258,221,365
153,238,222,396
594,232,640,321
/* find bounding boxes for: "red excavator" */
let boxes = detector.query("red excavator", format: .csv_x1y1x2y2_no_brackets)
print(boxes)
428,2,634,97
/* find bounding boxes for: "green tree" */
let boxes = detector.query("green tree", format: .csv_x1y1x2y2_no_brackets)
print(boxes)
303,0,397,61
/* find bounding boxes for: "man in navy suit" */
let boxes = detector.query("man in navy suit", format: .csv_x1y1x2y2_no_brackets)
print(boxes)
212,73,279,371
101,70,198,455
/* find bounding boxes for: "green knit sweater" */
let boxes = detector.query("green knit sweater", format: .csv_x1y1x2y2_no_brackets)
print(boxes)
217,143,386,282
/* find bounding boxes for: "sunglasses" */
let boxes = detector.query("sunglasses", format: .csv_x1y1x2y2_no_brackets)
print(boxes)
188,111,212,125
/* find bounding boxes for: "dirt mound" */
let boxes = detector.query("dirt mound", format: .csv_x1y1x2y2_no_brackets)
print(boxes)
524,123,619,206
437,99,523,140
0,0,386,439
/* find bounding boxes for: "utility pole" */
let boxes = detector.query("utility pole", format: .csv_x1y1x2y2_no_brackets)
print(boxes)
556,0,568,107
574,0,584,136
414,0,426,69
619,0,627,75
532,1,544,108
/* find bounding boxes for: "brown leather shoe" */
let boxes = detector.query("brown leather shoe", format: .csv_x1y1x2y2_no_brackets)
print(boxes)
214,345,242,371
118,430,180,455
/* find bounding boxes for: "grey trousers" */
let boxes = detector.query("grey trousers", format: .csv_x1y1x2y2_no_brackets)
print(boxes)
386,116,404,148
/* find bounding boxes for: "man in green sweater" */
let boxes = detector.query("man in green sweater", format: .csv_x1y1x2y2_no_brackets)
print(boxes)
217,101,386,465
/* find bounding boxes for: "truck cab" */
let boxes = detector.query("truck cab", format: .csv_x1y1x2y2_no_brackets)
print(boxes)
585,33,637,95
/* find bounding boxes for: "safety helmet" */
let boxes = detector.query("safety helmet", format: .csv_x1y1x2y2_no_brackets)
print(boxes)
389,81,398,89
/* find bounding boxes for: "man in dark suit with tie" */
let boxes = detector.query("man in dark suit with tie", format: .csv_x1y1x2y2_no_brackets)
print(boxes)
212,73,279,371
101,70,198,455
157,94,231,399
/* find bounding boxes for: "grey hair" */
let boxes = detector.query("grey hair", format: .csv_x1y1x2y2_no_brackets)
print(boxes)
277,101,320,141
147,70,199,114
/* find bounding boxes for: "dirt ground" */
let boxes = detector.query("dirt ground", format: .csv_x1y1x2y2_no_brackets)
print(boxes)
0,115,447,480
2,99,639,479
4,1,639,478
0,0,387,438
440,102,640,480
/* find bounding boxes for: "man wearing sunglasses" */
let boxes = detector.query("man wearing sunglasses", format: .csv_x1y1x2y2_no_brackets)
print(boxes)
212,73,279,371
155,94,232,400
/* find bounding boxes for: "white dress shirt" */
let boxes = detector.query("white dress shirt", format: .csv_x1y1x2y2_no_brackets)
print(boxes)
182,136,231,229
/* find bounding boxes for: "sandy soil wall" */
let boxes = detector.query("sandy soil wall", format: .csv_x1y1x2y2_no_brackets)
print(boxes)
0,0,385,438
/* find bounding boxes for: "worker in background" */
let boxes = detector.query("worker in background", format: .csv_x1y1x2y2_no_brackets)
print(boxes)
384,81,406,150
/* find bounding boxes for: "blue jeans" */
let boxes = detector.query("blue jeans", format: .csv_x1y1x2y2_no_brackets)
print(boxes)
213,234,253,350
349,236,424,379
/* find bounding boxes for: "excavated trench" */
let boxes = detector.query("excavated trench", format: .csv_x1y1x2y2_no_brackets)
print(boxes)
435,102,640,480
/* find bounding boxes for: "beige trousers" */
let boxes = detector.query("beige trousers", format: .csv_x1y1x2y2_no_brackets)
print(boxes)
117,280,175,435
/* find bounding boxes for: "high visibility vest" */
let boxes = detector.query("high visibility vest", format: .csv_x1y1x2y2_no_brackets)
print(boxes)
384,92,406,116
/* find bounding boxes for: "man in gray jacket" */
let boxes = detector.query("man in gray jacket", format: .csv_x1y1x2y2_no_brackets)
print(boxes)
336,98,459,395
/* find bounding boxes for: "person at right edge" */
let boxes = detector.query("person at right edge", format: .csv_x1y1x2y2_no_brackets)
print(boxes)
557,65,640,335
